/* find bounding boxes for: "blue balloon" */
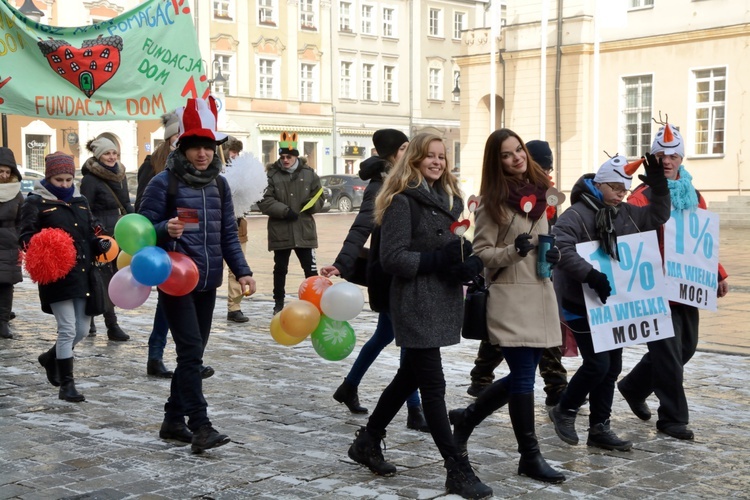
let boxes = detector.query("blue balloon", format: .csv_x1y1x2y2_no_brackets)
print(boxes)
130,246,172,286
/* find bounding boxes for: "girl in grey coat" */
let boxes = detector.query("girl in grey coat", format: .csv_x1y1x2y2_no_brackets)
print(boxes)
345,133,492,500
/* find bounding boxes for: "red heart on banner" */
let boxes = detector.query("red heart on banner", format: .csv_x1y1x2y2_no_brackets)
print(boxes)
520,194,537,214
39,35,123,98
450,219,471,237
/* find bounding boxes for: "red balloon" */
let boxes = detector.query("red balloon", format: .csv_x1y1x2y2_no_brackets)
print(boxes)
157,252,199,296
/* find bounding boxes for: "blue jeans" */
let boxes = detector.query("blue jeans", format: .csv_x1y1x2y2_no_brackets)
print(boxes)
147,297,170,361
50,298,89,359
159,288,216,431
498,346,543,394
345,312,420,408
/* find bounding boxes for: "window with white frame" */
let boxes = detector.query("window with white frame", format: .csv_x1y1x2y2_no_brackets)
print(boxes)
362,63,374,100
629,0,653,8
300,0,317,29
341,61,354,99
213,0,233,20
361,4,374,35
428,67,442,100
211,54,232,95
383,65,395,102
621,75,652,158
453,11,466,40
383,8,395,37
257,58,278,99
429,8,442,37
692,67,726,155
300,63,317,102
258,0,277,25
339,1,352,31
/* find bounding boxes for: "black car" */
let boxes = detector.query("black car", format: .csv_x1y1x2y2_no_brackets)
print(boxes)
320,174,368,212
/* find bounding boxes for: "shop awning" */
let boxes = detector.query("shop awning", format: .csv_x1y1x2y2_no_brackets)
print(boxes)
257,124,331,134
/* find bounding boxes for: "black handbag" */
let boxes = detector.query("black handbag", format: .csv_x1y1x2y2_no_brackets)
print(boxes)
85,263,108,316
461,269,502,341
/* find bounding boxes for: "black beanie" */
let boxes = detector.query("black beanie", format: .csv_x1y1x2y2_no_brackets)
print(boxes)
373,129,409,161
525,140,553,171
0,147,21,180
179,135,217,154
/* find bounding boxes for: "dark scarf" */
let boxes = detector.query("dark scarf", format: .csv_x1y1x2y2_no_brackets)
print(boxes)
41,179,75,202
506,181,548,220
580,181,620,261
168,150,222,188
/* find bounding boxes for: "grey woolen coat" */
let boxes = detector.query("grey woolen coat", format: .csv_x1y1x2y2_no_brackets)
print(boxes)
380,185,464,349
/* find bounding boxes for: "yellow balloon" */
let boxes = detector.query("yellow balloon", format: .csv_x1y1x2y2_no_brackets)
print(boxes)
116,250,132,269
270,313,305,346
280,300,321,338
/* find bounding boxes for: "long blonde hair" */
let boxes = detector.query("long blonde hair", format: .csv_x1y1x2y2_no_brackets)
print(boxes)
374,133,460,225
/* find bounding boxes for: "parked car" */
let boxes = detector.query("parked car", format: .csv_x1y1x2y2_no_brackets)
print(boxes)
320,174,368,212
18,166,45,195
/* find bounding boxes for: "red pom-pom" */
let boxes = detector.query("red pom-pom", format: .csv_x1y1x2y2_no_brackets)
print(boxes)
24,228,78,284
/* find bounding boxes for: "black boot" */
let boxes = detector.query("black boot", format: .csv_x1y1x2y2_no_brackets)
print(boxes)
191,424,230,454
0,321,12,339
147,359,174,378
510,393,565,483
449,379,510,456
587,420,633,451
406,405,429,432
333,378,368,414
105,310,130,341
444,455,493,499
159,419,193,443
38,346,60,387
88,317,97,337
548,403,579,445
57,357,85,402
347,426,396,476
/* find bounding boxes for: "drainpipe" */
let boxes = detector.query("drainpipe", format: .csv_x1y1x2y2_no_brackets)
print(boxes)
554,0,563,189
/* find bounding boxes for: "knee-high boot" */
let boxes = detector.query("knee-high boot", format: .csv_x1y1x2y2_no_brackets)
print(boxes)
104,308,130,341
449,378,510,455
38,345,60,386
57,357,85,402
509,393,565,483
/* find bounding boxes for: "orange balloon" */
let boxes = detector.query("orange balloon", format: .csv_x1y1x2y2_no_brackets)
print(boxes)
270,312,305,346
280,300,321,338
116,250,132,269
298,276,333,311
96,235,119,263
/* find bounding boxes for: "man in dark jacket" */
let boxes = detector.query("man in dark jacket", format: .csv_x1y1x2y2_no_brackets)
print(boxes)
139,96,256,454
258,131,323,314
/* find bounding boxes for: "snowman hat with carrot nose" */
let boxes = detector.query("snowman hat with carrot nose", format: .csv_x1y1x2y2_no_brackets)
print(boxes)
594,154,643,191
650,116,684,158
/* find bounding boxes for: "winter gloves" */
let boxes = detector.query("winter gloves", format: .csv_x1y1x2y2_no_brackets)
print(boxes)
418,239,469,274
545,246,561,266
514,233,534,257
446,255,484,284
640,153,669,196
585,268,612,303
284,208,299,221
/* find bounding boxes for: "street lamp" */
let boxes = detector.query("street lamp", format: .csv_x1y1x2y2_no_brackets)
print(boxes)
2,1,44,147
452,74,461,99
207,60,227,87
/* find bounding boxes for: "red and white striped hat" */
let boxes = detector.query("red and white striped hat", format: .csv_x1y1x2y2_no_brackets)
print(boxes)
176,96,228,144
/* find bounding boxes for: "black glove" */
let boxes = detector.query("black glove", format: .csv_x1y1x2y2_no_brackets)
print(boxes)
515,233,534,257
95,237,111,255
418,250,448,274
447,255,484,284
443,238,473,264
545,246,561,266
284,209,299,221
585,269,612,304
639,153,668,196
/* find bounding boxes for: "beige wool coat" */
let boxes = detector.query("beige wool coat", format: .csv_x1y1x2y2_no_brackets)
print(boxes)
472,203,561,348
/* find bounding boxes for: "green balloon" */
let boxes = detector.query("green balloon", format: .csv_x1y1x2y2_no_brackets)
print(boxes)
114,214,157,255
310,315,356,361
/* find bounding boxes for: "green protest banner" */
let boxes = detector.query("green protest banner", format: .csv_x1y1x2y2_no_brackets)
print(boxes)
0,0,209,120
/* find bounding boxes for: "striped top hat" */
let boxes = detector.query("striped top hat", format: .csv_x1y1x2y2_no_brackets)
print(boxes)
176,96,228,144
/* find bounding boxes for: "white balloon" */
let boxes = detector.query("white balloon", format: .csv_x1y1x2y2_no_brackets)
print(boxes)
319,282,364,321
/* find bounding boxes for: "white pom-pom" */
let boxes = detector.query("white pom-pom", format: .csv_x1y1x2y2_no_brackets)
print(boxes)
222,152,268,218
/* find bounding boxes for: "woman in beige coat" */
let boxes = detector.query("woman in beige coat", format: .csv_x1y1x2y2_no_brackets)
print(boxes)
449,128,565,484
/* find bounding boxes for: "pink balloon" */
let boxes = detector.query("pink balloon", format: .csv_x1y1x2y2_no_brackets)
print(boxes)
108,265,152,309
158,252,200,296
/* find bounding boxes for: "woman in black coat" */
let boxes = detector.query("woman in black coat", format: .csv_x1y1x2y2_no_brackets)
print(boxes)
20,152,110,402
0,147,24,339
80,137,134,341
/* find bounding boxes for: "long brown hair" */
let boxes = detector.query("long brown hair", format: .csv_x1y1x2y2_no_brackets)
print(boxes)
479,128,551,225
374,133,460,225
150,136,176,174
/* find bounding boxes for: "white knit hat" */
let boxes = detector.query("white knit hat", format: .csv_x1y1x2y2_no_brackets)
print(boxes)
650,122,684,158
594,155,641,191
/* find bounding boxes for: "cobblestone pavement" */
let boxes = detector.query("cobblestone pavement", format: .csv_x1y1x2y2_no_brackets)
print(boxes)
1,214,749,499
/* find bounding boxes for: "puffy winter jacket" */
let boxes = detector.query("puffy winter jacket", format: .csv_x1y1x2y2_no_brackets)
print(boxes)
79,157,134,236
0,180,23,285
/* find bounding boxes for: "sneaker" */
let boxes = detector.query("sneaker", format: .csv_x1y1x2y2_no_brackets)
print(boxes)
348,427,397,476
227,310,250,323
549,404,579,445
658,424,694,440
587,421,633,451
617,381,652,421
159,420,193,443
191,425,230,453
